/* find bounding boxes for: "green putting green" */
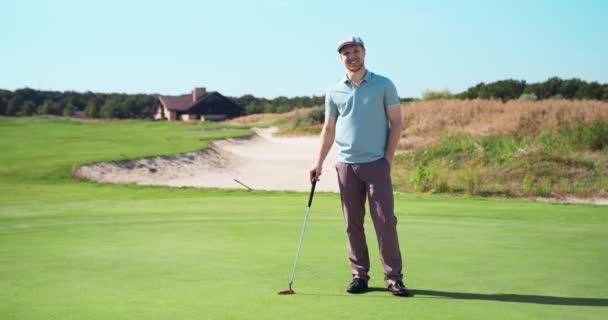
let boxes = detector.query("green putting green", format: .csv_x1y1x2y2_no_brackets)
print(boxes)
1,116,607,319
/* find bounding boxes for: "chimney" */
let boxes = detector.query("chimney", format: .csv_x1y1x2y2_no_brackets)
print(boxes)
192,87,207,101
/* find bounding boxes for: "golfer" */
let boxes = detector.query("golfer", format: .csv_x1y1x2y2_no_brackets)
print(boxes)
309,36,410,296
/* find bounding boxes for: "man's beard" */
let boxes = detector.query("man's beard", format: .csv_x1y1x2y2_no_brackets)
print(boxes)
346,62,364,72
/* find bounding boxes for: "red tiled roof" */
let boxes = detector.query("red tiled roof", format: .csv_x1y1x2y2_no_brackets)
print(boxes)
159,92,214,111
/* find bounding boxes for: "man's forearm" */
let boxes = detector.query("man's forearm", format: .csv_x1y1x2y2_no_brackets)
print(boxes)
316,125,335,165
385,106,403,162
385,126,401,162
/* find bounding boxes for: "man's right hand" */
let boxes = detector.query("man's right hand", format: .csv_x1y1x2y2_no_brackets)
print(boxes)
309,164,322,183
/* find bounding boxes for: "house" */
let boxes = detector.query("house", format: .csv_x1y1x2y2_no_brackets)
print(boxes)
153,87,243,121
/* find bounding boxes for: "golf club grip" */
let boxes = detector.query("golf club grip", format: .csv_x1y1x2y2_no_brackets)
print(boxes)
307,179,317,207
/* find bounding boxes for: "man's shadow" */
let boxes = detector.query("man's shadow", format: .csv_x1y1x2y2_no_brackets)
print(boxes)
403,289,608,306
300,288,608,306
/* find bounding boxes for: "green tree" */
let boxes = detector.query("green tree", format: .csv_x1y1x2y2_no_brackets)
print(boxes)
100,97,121,119
84,100,99,118
458,82,484,99
245,101,264,115
483,79,526,101
0,98,6,115
275,105,290,113
62,103,76,116
37,99,62,115
17,101,36,116
537,77,562,99
6,96,21,116
576,82,603,100
263,103,276,114
14,88,42,106
559,78,583,99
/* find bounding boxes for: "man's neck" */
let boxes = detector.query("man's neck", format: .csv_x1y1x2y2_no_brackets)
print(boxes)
347,68,367,86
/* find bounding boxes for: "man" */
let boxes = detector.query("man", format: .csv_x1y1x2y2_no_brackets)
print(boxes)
309,36,410,297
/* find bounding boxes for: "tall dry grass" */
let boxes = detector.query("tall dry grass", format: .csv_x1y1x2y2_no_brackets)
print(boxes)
402,99,608,139
401,99,608,136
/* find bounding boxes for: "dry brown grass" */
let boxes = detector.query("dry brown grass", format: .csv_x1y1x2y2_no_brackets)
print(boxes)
402,99,608,140
396,99,608,198
226,107,315,125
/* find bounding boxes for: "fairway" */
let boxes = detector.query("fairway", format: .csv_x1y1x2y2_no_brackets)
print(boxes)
1,117,607,319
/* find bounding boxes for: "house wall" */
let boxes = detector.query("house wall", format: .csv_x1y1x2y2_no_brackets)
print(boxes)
154,107,163,120
153,101,174,121
180,114,199,121
169,111,177,121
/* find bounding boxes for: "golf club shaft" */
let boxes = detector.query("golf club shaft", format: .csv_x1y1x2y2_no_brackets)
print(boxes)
288,180,316,290
288,205,310,290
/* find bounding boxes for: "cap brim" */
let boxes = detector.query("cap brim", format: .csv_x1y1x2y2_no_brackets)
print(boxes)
338,42,364,52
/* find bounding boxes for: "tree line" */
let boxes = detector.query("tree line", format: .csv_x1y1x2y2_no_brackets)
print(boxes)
2,77,607,119
230,94,324,115
0,88,156,119
423,77,608,102
0,88,326,119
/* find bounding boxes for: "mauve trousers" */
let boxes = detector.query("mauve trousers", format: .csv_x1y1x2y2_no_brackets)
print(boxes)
336,157,403,284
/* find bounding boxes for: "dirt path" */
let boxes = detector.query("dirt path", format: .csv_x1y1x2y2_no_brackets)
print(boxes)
75,128,340,192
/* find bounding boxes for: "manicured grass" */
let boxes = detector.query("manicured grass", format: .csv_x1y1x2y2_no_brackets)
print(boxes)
0,116,251,181
1,116,607,319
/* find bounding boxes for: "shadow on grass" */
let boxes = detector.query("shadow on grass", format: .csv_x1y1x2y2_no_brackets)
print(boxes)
412,289,608,306
296,288,608,306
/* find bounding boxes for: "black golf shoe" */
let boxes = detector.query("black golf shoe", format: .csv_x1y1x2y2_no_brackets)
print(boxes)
346,278,368,293
387,280,411,297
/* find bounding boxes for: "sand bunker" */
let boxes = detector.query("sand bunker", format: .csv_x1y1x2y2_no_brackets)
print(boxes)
75,128,340,192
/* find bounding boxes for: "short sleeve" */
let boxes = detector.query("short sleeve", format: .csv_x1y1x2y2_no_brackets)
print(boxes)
384,80,400,108
325,87,339,118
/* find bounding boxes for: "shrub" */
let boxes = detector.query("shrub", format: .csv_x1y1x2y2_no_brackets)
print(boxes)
519,93,538,101
568,120,608,151
62,104,76,116
409,163,439,192
480,135,521,164
535,179,552,197
461,166,482,195
537,130,565,156
84,101,99,118
296,106,325,126
558,178,571,195
588,121,608,151
17,101,36,116
521,174,533,195
436,178,451,193
422,89,453,100
597,161,607,190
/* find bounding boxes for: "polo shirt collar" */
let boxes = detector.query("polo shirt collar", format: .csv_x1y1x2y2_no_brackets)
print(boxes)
342,70,372,84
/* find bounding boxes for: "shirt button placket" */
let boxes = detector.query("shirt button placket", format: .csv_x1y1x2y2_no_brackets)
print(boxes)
352,83,357,109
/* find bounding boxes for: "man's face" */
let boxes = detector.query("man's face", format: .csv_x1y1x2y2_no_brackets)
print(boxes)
339,45,365,72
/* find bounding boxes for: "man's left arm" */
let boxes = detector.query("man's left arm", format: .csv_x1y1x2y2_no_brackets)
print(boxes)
385,105,402,164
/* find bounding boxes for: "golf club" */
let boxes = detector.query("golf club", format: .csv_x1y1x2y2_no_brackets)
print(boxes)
278,178,317,295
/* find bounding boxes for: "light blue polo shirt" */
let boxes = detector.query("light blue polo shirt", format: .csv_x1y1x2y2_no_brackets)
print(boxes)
325,70,400,164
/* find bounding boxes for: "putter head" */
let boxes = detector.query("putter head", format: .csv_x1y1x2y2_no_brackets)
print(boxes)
278,290,295,295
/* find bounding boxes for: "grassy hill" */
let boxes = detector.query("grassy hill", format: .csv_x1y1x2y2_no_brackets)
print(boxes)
398,99,608,198
1,116,607,320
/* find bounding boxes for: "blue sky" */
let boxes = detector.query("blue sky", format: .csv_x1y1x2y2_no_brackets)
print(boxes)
2,0,607,98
